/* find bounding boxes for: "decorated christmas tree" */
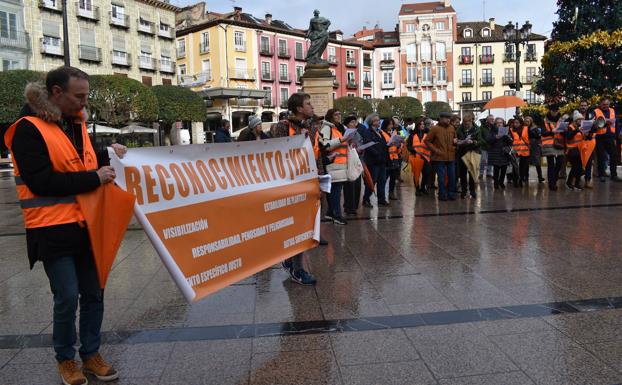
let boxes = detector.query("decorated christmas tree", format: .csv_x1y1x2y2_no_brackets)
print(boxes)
535,0,622,102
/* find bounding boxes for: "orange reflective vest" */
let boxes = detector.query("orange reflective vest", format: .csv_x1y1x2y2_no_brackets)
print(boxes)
566,124,585,149
381,130,399,160
594,108,616,135
411,133,431,162
289,123,320,160
542,120,565,150
4,116,98,229
327,126,348,164
512,128,530,157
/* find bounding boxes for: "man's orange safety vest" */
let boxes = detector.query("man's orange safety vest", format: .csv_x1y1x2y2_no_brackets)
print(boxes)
566,124,585,149
289,123,320,160
594,108,616,136
381,130,399,160
411,133,431,162
4,116,98,229
512,127,530,157
326,126,347,164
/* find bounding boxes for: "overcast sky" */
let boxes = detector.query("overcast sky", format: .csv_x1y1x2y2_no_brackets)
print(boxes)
173,0,558,38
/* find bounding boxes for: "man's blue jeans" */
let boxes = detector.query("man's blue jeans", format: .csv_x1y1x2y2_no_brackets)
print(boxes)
43,252,103,363
327,182,344,218
433,161,456,200
363,164,387,203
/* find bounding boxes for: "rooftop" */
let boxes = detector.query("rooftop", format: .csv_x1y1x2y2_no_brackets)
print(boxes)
399,1,456,16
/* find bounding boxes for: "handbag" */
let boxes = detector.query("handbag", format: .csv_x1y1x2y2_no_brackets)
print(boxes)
346,145,363,181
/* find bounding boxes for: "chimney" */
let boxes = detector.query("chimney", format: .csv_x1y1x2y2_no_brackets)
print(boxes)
234,6,242,12
489,17,495,30
265,13,272,24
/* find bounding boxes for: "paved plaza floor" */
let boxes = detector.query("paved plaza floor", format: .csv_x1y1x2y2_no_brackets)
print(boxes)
2,166,622,385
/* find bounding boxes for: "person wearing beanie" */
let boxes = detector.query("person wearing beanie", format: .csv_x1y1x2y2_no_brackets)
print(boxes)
565,111,588,190
237,116,268,141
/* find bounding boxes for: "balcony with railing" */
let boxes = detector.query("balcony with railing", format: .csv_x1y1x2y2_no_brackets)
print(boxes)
479,54,494,64
158,25,175,39
420,55,432,63
233,98,258,107
406,77,418,87
346,81,357,89
435,53,446,62
435,77,447,85
296,74,303,84
363,80,372,88
328,55,338,65
193,71,211,85
160,59,175,73
279,74,291,83
346,58,357,67
521,76,535,84
379,59,395,70
525,52,538,62
381,82,395,89
503,53,516,62
137,19,155,35
76,3,100,21
363,58,372,67
177,47,186,59
260,45,273,56
420,76,433,86
0,31,30,50
459,78,473,87
234,42,246,52
262,98,274,108
480,77,495,86
78,45,101,62
40,37,63,56
459,55,473,64
199,42,209,54
229,67,256,80
502,76,516,85
39,0,62,13
406,55,417,64
138,56,156,70
261,71,273,82
277,47,290,58
295,50,305,61
111,51,130,67
109,12,129,28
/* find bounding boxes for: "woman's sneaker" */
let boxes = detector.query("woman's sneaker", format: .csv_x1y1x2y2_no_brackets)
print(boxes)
333,217,348,225
290,269,316,285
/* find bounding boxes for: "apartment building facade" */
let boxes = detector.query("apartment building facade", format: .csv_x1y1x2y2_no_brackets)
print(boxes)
398,1,457,107
24,0,178,84
0,0,30,70
454,19,546,112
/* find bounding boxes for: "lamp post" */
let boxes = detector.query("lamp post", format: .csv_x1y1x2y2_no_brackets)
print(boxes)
502,20,532,115
62,0,70,65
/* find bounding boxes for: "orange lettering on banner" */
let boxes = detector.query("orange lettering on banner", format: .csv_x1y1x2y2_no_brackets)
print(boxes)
181,162,206,195
142,165,159,203
125,166,144,205
240,155,256,184
247,154,262,184
226,156,249,187
288,149,300,177
155,164,175,200
296,149,310,174
195,160,217,192
274,151,286,179
285,152,295,180
218,158,236,187
301,147,312,171
208,159,228,189
170,163,190,197
265,152,277,180
255,153,271,182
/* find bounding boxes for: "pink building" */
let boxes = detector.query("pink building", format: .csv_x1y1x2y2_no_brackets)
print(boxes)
325,31,363,99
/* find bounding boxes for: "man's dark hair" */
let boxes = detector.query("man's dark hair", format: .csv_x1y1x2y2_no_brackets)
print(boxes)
287,92,311,114
46,66,89,93
325,108,340,123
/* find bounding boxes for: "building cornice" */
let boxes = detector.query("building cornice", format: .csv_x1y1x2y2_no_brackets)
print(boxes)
135,0,180,12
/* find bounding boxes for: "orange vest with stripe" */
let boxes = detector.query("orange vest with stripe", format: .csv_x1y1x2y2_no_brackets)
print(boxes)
4,116,98,229
411,133,431,162
566,124,585,150
594,108,616,135
381,130,399,160
542,120,565,149
327,126,348,164
289,123,320,160
512,128,530,157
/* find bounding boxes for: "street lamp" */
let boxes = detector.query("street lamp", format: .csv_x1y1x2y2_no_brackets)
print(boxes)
502,21,532,100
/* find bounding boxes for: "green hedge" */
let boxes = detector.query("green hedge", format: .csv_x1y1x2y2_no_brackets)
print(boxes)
0,70,46,123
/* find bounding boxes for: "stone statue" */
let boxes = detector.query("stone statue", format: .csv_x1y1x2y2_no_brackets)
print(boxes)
305,10,330,65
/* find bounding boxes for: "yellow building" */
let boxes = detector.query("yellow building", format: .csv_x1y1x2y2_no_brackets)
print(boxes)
453,19,547,112
176,6,267,133
24,0,179,85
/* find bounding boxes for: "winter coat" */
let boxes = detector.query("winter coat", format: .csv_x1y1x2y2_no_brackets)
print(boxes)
487,126,514,166
528,125,543,164
424,123,456,162
320,121,348,182
361,126,389,167
456,124,484,157
214,128,232,143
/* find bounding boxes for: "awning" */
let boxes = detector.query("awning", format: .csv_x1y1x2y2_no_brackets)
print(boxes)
198,87,269,100
120,124,157,134
88,124,121,135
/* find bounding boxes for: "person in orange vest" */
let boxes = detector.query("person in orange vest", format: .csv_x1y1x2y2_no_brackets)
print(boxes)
510,118,530,187
361,113,390,207
4,67,127,385
320,109,354,225
381,118,402,200
565,111,590,190
541,104,566,190
406,118,432,196
593,95,621,182
272,92,319,285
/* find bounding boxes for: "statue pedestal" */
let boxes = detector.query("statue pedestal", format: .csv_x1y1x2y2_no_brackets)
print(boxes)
302,64,335,118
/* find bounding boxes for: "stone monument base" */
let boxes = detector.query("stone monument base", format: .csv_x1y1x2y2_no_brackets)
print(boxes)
301,63,335,118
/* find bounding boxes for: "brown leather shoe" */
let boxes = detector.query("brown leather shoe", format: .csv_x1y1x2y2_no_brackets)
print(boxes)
585,180,593,189
82,353,118,382
58,360,88,385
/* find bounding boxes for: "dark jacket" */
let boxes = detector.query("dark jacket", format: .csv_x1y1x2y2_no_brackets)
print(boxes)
456,124,484,156
361,126,389,166
9,83,104,268
214,127,232,143
479,121,493,150
237,127,268,142
487,126,514,166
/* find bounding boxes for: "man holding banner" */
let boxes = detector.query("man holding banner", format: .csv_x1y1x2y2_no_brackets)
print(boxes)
5,66,127,385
